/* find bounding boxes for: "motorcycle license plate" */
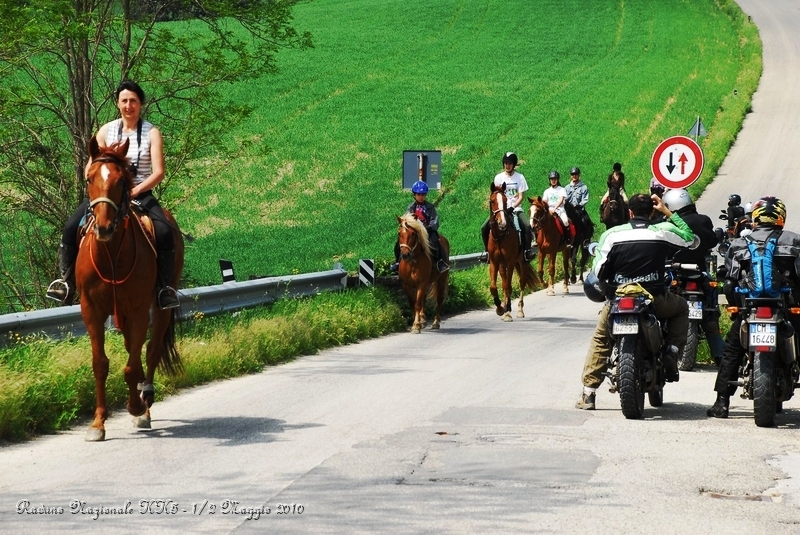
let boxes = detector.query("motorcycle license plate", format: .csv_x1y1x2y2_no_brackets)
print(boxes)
612,315,639,334
749,323,777,349
688,301,703,320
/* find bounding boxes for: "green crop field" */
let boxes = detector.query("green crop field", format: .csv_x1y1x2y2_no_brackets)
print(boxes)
161,0,759,286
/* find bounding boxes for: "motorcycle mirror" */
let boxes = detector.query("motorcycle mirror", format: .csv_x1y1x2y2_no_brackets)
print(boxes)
587,242,599,256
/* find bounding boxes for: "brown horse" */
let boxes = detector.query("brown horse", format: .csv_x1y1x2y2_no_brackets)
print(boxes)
77,137,184,441
529,196,571,296
488,184,541,320
601,182,628,230
396,213,449,333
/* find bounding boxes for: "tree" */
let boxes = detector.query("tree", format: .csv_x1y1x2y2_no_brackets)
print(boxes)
0,0,312,312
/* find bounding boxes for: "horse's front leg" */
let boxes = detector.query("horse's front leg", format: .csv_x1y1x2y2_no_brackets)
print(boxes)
489,260,504,316
562,247,572,294
411,285,426,333
122,309,151,422
537,254,549,295
500,264,513,322
83,308,109,442
515,264,525,318
546,253,557,296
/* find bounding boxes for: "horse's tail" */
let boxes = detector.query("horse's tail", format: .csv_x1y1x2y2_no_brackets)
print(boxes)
158,309,183,376
519,259,542,290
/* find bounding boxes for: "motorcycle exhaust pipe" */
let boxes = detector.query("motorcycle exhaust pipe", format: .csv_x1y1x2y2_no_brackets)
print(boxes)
641,313,662,353
779,322,797,364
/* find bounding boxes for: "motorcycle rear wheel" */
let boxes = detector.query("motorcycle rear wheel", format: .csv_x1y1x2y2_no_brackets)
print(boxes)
753,351,777,428
679,320,699,371
618,334,645,419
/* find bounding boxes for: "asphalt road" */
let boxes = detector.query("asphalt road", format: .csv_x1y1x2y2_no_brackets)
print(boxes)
3,1,800,533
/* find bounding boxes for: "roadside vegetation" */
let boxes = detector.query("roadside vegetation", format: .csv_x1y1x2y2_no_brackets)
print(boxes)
0,0,760,441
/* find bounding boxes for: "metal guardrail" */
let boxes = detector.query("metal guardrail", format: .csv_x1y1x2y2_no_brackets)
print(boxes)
0,252,489,345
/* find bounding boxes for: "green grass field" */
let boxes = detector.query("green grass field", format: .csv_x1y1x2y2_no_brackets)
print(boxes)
162,0,759,285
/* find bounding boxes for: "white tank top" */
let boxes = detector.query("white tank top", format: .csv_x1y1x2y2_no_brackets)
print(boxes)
105,118,153,187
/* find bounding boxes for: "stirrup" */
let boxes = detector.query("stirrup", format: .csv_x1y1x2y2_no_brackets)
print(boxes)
523,249,536,262
437,260,450,273
389,262,399,273
478,251,489,263
158,287,180,309
46,279,70,303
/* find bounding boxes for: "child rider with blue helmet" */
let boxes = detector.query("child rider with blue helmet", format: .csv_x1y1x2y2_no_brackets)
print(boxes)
390,181,449,273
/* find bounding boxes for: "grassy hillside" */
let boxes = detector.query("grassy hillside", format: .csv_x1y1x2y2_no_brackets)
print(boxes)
162,0,760,285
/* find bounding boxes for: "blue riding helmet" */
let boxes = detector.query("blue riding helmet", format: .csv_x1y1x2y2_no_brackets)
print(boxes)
411,181,429,195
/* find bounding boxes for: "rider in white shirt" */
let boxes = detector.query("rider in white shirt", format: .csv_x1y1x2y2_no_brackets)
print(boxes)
542,170,571,244
479,152,534,262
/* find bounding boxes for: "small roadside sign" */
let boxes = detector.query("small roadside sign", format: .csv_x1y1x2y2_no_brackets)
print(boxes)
651,135,704,189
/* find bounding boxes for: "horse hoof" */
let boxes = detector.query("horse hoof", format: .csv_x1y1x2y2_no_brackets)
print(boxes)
546,288,555,296
516,311,525,318
85,427,106,442
127,402,146,418
495,307,505,316
570,276,577,284
563,286,570,294
133,414,152,429
431,323,440,330
502,313,513,322
411,326,421,334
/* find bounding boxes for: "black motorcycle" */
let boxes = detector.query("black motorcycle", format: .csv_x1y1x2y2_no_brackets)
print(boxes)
667,262,719,371
730,289,800,427
605,286,673,419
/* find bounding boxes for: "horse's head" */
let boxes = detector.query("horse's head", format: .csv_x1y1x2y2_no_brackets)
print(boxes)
86,137,133,242
489,183,509,230
397,213,432,262
528,196,549,231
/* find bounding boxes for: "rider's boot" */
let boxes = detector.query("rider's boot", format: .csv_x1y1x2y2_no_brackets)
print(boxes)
663,344,680,382
46,243,78,305
156,249,180,310
706,393,730,418
436,242,450,273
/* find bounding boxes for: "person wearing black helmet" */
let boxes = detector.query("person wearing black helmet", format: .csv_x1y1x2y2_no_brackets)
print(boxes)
725,193,746,235
662,188,724,365
600,162,628,214
542,170,573,244
479,152,534,263
707,196,800,418
565,166,592,242
576,193,698,410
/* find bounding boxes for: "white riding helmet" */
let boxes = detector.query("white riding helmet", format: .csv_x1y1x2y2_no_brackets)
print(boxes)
662,188,693,213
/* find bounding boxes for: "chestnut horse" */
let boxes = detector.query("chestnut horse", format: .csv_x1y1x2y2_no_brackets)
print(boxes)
396,213,449,333
529,197,571,296
77,137,184,441
488,184,540,320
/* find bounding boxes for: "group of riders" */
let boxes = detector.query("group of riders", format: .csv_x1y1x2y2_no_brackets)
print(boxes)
389,151,606,274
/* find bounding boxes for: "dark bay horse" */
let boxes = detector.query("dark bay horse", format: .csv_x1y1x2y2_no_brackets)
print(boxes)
396,213,449,333
488,184,540,320
77,137,184,441
529,197,571,296
601,182,628,230
564,201,595,283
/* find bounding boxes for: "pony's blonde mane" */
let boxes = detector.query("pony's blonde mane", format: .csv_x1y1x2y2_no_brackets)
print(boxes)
399,213,433,260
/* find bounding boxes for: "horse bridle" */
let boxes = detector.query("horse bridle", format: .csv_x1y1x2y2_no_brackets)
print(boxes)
530,203,546,231
489,191,510,239
87,156,131,232
398,221,419,261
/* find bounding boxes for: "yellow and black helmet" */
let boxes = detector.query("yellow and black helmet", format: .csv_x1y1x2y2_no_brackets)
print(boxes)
751,196,787,228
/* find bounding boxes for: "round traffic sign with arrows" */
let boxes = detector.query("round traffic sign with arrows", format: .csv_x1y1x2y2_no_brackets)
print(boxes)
650,135,704,189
